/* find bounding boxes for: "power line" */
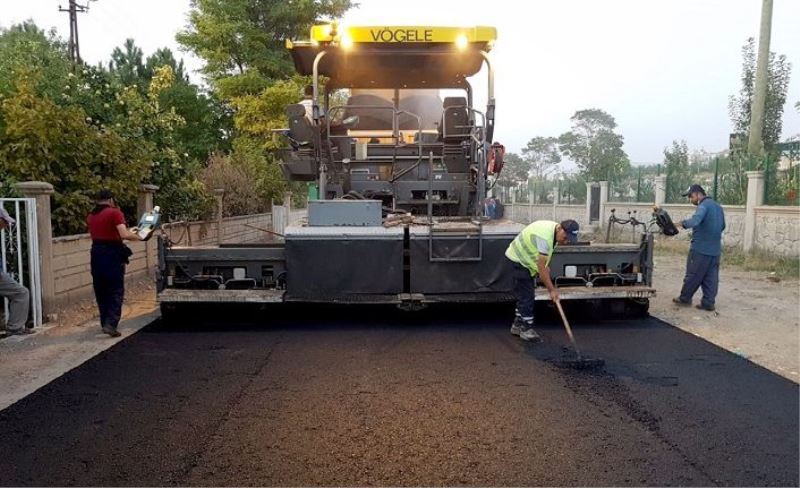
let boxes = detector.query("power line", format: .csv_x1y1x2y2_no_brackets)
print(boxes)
58,0,92,64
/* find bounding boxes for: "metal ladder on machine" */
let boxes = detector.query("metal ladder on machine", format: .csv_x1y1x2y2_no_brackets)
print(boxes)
428,220,483,262
423,151,484,263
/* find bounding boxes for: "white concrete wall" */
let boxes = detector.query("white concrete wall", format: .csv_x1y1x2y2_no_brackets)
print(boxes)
754,206,800,256
504,202,759,253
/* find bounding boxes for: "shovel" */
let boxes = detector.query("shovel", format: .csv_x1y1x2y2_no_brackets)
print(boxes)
553,299,605,370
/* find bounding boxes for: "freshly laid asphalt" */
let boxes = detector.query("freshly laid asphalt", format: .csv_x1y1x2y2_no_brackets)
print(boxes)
0,303,797,486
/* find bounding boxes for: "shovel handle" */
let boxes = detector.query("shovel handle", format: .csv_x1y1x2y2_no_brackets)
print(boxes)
555,299,581,357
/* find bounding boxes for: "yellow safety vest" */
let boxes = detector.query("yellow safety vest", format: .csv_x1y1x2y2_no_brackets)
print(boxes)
505,220,558,276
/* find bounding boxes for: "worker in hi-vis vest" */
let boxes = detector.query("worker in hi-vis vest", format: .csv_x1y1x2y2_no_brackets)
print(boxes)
505,219,580,342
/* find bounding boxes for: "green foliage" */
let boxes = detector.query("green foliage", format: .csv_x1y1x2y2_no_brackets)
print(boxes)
0,22,71,107
107,39,231,161
718,148,749,206
728,37,792,153
201,151,271,216
663,140,691,203
231,136,289,204
608,165,657,203
109,39,148,88
231,77,306,150
558,109,630,182
0,24,233,233
177,0,353,97
0,70,152,234
496,152,529,189
2,0,364,233
521,136,561,180
763,152,799,206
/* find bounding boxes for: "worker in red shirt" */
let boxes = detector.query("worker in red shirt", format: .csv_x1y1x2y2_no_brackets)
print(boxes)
86,190,142,337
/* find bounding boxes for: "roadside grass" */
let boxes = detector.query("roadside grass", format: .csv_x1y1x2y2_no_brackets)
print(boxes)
654,239,800,280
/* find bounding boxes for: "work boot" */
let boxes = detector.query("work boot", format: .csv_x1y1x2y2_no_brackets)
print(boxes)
695,303,715,312
672,297,691,307
519,324,542,343
102,326,121,338
510,317,524,336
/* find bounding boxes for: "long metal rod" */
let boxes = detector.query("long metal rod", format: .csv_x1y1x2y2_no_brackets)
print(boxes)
27,199,42,326
312,50,327,199
243,223,284,238
15,201,23,288
427,151,434,224
311,50,327,122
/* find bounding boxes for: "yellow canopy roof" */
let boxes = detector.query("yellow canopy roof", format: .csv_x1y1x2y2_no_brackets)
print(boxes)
308,25,496,47
287,25,496,89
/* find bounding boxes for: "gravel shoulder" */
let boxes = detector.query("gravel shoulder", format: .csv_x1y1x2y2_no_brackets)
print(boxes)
650,250,799,382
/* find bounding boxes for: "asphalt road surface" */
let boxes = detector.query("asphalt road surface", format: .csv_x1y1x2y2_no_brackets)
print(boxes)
0,304,797,486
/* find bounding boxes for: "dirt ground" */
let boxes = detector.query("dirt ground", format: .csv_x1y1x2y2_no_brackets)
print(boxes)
650,248,799,382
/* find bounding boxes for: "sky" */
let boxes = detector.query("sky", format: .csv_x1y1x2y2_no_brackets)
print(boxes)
2,0,799,165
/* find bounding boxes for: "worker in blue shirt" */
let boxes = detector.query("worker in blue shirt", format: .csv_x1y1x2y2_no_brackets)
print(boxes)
673,184,725,311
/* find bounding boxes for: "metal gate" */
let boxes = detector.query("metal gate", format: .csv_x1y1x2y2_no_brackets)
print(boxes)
590,185,601,222
1,198,43,328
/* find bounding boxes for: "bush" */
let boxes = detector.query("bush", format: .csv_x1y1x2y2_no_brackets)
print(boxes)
200,152,269,217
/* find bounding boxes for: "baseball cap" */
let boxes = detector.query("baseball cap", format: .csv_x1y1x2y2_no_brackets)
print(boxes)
681,184,706,197
96,189,115,201
560,219,580,244
0,207,15,226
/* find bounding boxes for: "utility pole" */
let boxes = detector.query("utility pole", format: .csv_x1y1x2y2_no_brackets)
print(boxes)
747,0,773,156
59,0,90,64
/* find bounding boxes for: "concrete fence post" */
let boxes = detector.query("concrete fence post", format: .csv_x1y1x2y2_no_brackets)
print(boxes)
528,189,533,224
137,184,158,275
137,184,158,218
15,181,55,319
743,170,765,252
599,181,609,227
552,186,559,220
585,182,593,225
214,189,225,246
655,175,667,206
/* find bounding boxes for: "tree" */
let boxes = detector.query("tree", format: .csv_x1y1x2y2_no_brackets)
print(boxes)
146,47,188,82
521,136,561,180
107,39,231,162
176,0,353,99
558,109,629,182
0,22,73,134
0,70,153,234
728,37,792,153
109,39,148,88
495,151,530,202
663,140,691,203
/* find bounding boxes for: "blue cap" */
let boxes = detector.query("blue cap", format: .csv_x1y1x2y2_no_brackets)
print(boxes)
682,184,706,197
560,219,580,244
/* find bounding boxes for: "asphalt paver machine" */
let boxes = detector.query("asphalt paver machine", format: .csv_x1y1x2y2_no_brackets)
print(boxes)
157,25,656,315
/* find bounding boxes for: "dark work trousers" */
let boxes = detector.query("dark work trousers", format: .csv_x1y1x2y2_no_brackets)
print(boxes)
509,258,536,323
90,242,127,330
679,250,720,308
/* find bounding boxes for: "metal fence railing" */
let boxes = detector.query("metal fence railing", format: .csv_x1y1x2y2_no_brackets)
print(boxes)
664,157,750,205
1,198,43,328
764,146,800,206
500,176,588,206
609,166,657,203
